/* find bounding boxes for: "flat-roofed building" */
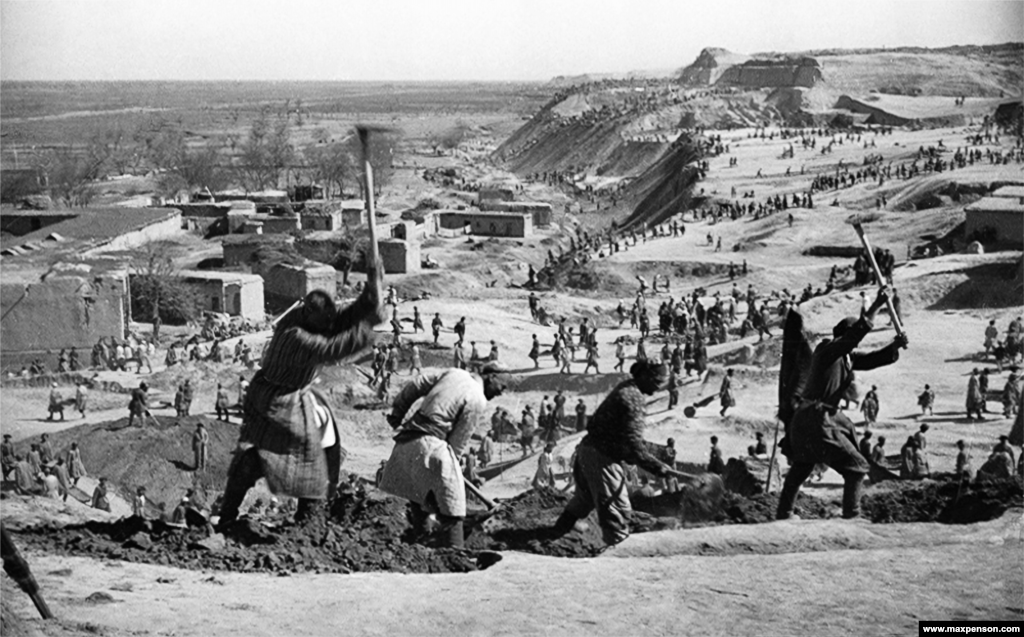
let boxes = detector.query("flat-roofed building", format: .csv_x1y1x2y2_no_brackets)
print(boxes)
965,197,1024,248
178,270,265,320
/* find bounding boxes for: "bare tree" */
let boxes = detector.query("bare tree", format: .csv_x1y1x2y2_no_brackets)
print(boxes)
238,108,272,190
303,141,352,198
130,117,230,197
238,107,294,191
91,123,136,176
267,115,295,187
348,130,399,198
130,242,201,342
0,167,45,204
157,143,229,198
137,116,184,172
40,146,104,207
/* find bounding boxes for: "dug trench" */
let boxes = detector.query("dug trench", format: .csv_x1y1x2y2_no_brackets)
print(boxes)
8,477,1021,576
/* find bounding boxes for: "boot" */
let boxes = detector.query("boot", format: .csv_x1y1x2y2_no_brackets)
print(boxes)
841,472,865,519
294,498,320,523
776,462,814,520
439,517,464,548
216,489,245,529
215,450,260,529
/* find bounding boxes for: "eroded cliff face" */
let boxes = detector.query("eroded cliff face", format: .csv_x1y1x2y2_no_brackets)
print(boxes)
678,48,751,85
716,57,823,89
679,49,822,89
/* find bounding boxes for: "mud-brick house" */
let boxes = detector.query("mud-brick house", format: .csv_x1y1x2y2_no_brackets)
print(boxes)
965,197,1024,249
299,202,344,231
436,210,533,237
477,200,553,226
379,239,420,274
340,200,366,227
253,261,336,308
178,270,265,320
0,263,130,369
990,185,1024,204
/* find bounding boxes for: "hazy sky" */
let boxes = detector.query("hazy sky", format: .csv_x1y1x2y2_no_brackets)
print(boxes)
1,0,1021,81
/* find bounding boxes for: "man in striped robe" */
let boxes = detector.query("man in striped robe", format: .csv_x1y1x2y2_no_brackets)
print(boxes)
217,261,384,527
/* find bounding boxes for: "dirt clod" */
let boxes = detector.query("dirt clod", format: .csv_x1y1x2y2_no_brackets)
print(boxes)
84,592,115,604
11,478,1021,576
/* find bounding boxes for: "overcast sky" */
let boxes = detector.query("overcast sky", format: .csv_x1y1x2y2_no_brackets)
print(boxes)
1,0,1021,81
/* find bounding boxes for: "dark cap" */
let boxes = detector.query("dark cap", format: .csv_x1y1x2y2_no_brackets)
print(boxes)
833,316,858,338
629,359,668,381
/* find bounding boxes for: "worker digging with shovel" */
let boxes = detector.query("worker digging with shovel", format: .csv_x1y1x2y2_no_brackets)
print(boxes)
379,363,513,548
549,360,723,547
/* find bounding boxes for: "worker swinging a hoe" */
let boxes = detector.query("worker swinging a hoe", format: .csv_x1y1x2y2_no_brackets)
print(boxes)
217,257,385,528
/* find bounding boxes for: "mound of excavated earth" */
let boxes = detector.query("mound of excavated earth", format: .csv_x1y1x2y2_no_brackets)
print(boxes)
34,415,238,510
9,478,1020,576
7,486,662,575
12,485,480,575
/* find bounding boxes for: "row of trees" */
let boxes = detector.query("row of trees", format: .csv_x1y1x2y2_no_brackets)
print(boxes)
3,104,401,206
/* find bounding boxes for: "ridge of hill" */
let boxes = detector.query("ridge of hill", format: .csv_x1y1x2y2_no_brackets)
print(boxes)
677,45,1022,97
498,43,1022,231
548,68,677,87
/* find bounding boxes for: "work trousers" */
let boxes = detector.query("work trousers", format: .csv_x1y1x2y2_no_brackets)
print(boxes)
409,500,464,548
218,448,320,524
564,444,631,545
777,460,865,520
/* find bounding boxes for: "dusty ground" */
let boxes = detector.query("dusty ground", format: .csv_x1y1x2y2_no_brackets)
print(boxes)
3,80,1023,635
2,511,1021,637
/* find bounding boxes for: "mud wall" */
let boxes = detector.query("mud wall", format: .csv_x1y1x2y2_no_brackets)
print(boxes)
479,188,515,203
258,215,301,235
86,212,182,255
299,211,342,231
437,211,532,238
170,203,231,219
379,239,420,274
181,274,264,320
0,272,128,369
255,262,336,303
477,201,553,226
966,209,1024,248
